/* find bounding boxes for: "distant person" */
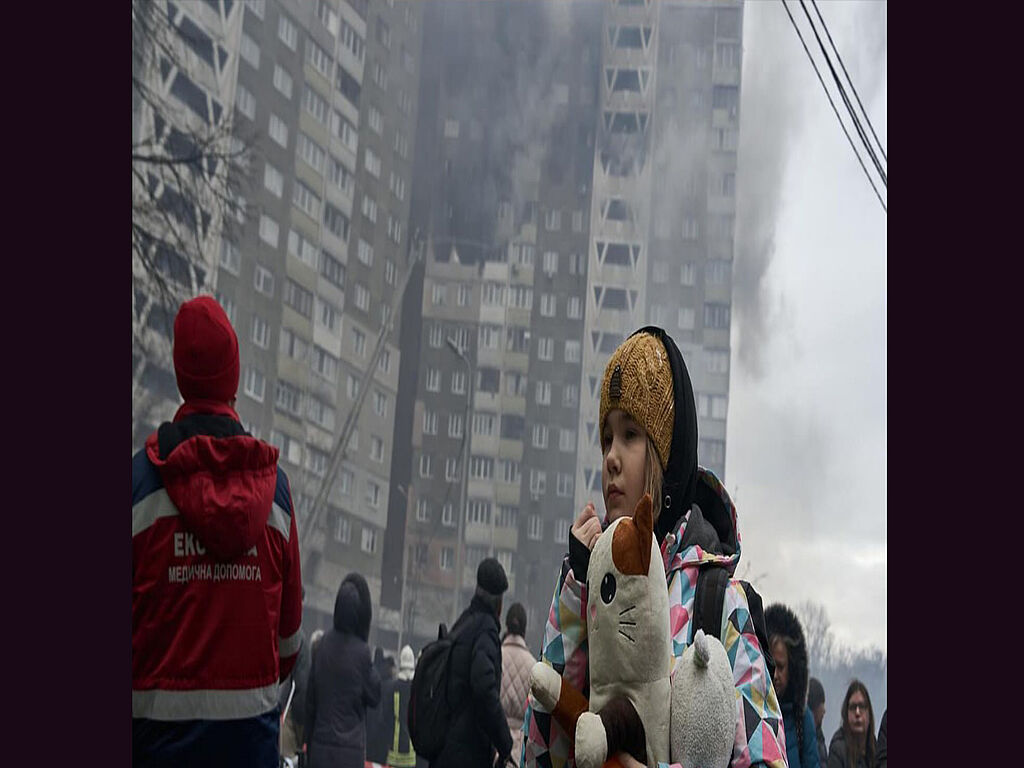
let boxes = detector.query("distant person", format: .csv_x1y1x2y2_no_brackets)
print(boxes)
132,295,303,768
765,603,819,768
808,677,828,766
381,645,417,768
874,709,886,768
828,680,876,768
305,573,382,768
499,603,534,767
367,647,397,764
431,557,513,768
279,624,310,762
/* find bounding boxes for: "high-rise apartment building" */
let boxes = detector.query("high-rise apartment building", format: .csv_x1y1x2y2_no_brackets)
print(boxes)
132,0,425,638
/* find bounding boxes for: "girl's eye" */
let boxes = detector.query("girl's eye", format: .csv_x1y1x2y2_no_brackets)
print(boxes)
625,429,637,440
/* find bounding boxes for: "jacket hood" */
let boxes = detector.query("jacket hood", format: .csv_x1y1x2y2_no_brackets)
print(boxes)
628,327,699,544
334,572,372,641
144,412,279,560
765,603,809,714
657,467,742,578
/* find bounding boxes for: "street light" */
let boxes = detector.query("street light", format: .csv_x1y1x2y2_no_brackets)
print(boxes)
446,337,473,627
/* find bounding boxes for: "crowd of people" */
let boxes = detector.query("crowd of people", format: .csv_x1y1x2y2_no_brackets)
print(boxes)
131,297,886,768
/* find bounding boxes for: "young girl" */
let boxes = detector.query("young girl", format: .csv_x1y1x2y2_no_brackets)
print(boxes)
827,681,876,768
520,328,787,768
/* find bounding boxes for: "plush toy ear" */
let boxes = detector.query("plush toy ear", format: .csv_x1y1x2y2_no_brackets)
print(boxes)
633,493,653,574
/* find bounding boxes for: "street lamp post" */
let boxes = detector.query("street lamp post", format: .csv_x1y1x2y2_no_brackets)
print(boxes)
446,337,473,628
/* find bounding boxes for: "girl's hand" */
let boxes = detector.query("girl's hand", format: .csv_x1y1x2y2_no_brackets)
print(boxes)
571,501,602,551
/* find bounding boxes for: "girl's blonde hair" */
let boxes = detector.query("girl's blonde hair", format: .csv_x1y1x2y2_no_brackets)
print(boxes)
643,434,664,523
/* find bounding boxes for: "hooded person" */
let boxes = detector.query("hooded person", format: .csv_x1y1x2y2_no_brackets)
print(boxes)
367,647,397,764
500,603,535,767
305,573,382,768
808,677,828,767
430,558,514,768
520,327,787,768
131,295,303,768
380,645,418,768
766,604,819,768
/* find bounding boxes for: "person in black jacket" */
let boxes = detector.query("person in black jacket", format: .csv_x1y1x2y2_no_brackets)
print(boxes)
305,573,382,768
874,710,886,768
366,648,396,764
431,558,514,768
808,677,828,767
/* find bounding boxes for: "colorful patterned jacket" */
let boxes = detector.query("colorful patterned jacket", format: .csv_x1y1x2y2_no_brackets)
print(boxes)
520,468,788,768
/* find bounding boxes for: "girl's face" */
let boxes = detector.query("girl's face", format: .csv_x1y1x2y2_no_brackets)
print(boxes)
846,691,869,735
601,409,648,522
770,638,789,699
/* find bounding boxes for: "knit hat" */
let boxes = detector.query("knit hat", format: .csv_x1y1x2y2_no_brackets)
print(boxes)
599,331,675,469
476,557,509,596
399,645,415,675
173,295,239,403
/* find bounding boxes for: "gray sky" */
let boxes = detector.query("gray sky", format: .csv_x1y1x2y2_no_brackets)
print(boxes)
728,0,887,653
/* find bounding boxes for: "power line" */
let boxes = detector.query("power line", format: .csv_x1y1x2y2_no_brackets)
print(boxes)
809,0,887,163
779,0,887,214
798,0,886,187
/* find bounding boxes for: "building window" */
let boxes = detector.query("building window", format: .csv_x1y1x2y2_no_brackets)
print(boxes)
457,283,471,307
219,239,240,275
258,215,279,249
466,499,491,525
351,327,366,356
335,515,351,544
680,262,697,286
432,283,446,306
324,204,350,242
557,473,574,498
536,337,554,361
568,252,585,276
545,209,562,231
287,230,318,269
529,469,547,496
274,379,302,416
703,303,731,330
365,481,381,509
297,133,325,173
707,260,731,285
302,86,329,125
451,371,466,395
470,456,493,481
253,264,275,296
317,0,339,35
562,384,579,408
678,307,696,330
372,61,388,91
419,453,433,478
361,526,378,553
567,296,581,319
527,514,543,540
707,349,730,374
682,218,699,241
500,459,521,485
387,215,402,244
278,14,298,50
235,83,255,119
532,423,549,449
268,114,289,149
319,249,346,289
215,292,236,325
473,412,496,436
354,283,370,313
341,18,365,61
306,39,331,78
370,435,384,462
338,468,353,495
240,32,260,68
279,328,309,362
426,368,441,393
543,251,559,275
251,315,270,349
440,546,454,570
316,297,341,335
364,148,381,178
422,409,437,435
540,294,557,317
700,439,726,467
243,367,265,402
564,340,581,363
559,428,576,452
292,181,321,220
535,380,551,406
448,413,464,439
346,374,360,400
327,155,353,196
416,499,430,523
283,278,314,319
389,172,406,201
445,458,460,483
361,195,377,224
311,345,339,382
306,396,335,431
372,389,388,418
384,259,396,286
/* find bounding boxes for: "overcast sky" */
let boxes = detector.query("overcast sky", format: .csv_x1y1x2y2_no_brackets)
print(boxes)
728,0,887,653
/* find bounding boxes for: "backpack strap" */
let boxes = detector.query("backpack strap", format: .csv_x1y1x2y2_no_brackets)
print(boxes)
692,564,730,642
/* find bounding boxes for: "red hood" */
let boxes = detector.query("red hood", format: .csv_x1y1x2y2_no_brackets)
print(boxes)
145,430,280,561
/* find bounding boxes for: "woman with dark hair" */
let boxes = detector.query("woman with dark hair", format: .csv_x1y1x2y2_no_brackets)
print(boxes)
828,680,876,768
500,602,534,767
765,604,819,768
305,573,382,768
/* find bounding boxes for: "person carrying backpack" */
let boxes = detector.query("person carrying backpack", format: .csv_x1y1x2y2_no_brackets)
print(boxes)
520,327,787,768
415,557,513,768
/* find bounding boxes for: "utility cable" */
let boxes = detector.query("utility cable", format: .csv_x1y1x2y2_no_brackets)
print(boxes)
780,0,887,214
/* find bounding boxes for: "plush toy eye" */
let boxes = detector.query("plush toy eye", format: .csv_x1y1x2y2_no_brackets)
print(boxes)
600,572,616,604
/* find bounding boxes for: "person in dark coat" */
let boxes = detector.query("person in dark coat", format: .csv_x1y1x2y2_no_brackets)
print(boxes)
765,604,819,768
828,680,876,768
366,648,396,764
305,573,382,768
874,710,886,768
808,677,828,767
431,557,514,768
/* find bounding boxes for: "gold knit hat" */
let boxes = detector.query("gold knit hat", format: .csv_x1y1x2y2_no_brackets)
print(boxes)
599,332,674,470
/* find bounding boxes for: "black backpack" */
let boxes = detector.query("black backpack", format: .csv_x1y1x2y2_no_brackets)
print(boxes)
691,564,776,685
407,620,468,761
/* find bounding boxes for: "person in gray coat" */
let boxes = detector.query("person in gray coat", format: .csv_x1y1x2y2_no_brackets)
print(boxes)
305,573,382,768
